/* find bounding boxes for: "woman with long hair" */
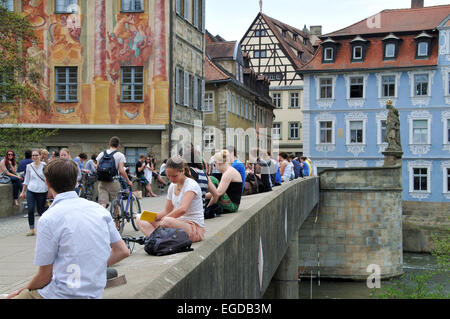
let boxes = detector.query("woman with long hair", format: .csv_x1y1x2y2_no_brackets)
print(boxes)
205,150,243,214
0,150,23,206
136,157,205,243
19,149,48,236
144,155,157,197
278,152,292,183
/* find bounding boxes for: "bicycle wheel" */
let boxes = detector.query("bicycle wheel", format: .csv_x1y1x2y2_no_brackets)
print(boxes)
130,195,141,231
109,198,125,234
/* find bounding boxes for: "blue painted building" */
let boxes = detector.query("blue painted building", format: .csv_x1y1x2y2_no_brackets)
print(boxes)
299,4,450,203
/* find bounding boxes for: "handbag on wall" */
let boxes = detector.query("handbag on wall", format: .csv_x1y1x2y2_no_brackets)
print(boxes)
0,171,11,184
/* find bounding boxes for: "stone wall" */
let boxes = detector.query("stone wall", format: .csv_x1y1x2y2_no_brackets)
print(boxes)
298,166,404,280
403,201,450,253
0,184,14,218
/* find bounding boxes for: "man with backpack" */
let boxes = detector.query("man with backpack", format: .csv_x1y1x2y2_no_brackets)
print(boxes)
96,136,132,209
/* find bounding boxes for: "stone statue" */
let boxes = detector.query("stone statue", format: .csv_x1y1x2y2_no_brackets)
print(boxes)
383,100,403,166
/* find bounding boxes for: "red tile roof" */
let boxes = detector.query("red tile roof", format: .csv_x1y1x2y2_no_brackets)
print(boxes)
325,5,450,37
300,5,449,72
205,56,230,82
206,41,237,60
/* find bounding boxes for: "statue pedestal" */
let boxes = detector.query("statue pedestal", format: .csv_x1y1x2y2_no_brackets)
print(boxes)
382,150,403,167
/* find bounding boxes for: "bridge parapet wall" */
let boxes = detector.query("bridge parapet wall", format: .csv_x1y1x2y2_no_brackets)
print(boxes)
299,166,403,280
104,177,319,299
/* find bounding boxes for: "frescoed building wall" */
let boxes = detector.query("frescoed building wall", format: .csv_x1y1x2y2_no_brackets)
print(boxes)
0,0,206,165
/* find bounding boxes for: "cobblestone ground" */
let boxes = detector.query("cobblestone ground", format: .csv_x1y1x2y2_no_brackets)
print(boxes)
0,196,166,295
0,213,32,239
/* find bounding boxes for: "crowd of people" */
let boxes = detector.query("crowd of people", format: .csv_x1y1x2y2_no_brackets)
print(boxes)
1,136,313,299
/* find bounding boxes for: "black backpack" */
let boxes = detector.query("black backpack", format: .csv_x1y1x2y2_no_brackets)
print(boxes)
144,227,194,256
204,203,223,219
97,150,118,182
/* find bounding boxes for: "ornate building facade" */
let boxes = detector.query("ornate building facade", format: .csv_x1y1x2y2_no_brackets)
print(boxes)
0,0,205,170
300,4,450,203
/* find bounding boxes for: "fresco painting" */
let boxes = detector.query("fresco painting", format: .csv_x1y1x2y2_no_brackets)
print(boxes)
2,0,170,126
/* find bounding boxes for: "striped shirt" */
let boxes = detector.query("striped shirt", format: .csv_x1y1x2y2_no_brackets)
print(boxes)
190,168,209,206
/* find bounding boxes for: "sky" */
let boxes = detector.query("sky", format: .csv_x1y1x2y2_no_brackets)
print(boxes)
206,0,450,41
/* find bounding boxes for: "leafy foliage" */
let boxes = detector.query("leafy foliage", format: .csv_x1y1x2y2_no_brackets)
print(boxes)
0,6,49,113
372,229,450,299
0,126,58,159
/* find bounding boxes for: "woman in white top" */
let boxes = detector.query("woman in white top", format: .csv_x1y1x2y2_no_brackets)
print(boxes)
278,152,292,183
136,157,205,243
19,149,48,236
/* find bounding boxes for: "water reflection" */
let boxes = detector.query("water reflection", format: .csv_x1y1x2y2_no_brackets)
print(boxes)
299,253,449,299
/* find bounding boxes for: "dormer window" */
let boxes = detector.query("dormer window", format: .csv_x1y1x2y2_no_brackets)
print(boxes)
353,46,363,60
321,38,337,63
350,36,368,62
417,42,428,57
385,43,396,58
297,51,303,60
415,32,432,59
293,34,297,41
324,48,334,61
382,33,400,60
282,30,287,38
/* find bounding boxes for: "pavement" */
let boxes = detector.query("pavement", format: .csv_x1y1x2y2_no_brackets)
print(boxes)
0,195,168,295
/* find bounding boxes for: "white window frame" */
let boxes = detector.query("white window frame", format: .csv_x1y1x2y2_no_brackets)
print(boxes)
408,111,432,156
319,121,333,144
203,91,214,113
441,161,450,198
289,122,300,140
441,67,450,105
272,92,281,108
315,113,336,153
315,75,337,108
408,161,432,196
289,92,299,108
55,0,78,13
408,70,435,106
344,74,368,107
324,47,333,61
376,111,388,153
442,111,450,152
345,112,367,156
385,43,396,58
417,41,428,57
226,91,231,112
272,123,281,140
353,46,363,60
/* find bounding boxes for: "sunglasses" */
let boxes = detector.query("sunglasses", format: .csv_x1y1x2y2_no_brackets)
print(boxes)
7,154,14,156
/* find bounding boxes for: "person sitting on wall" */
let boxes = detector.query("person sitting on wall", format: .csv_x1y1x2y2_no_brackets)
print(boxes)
205,150,243,214
136,157,205,243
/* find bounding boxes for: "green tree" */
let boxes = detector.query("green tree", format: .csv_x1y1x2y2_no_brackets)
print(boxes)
372,230,450,299
0,126,58,159
0,5,49,116
0,5,55,158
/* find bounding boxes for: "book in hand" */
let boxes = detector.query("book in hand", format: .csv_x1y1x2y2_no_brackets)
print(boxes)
140,211,158,222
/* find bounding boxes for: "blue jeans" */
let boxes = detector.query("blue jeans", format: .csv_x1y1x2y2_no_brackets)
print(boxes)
9,175,23,200
27,190,47,229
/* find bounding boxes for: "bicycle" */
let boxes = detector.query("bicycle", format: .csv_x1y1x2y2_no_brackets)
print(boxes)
122,235,146,255
78,172,97,201
109,178,141,234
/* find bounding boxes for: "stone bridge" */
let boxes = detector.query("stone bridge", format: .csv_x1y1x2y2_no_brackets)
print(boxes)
103,177,320,299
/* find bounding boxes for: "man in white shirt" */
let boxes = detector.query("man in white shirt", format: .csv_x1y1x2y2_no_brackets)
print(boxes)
7,158,129,299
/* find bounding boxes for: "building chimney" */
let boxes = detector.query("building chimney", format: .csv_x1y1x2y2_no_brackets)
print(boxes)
411,0,424,8
310,26,322,36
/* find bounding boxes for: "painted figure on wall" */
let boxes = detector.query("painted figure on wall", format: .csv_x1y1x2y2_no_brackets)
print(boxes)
106,14,153,82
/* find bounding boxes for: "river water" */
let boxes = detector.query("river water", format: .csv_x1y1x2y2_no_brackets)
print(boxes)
298,252,449,299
